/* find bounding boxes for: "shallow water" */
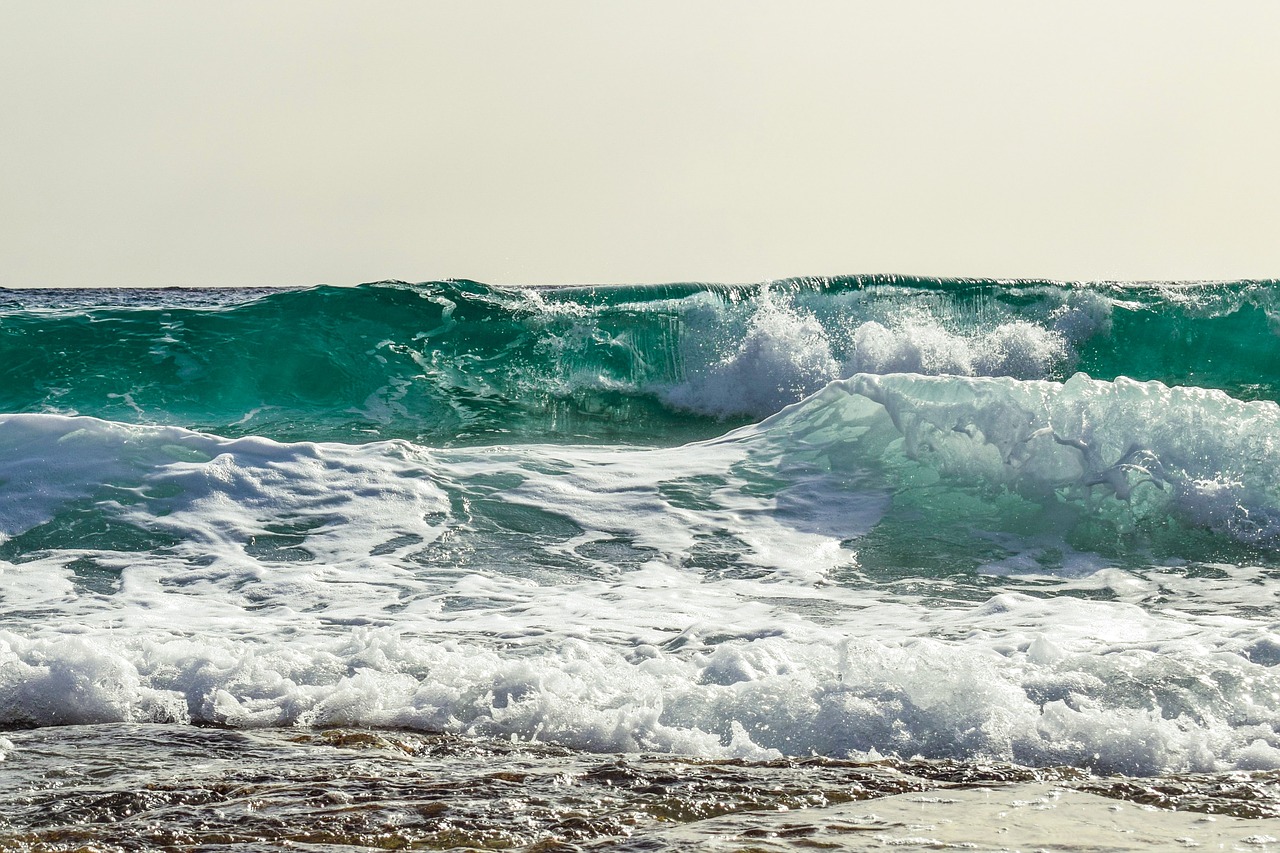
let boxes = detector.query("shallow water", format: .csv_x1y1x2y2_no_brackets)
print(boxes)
2,725,1278,851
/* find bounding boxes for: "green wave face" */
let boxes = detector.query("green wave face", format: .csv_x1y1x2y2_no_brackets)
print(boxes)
746,372,1280,573
1,277,1278,444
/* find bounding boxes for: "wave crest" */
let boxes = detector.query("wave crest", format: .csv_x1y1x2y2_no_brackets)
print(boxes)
757,372,1280,550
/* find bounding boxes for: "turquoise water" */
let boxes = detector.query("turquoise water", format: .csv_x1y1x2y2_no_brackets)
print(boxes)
5,277,1280,443
2,278,1280,848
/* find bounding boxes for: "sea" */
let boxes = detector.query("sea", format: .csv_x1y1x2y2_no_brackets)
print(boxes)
2,276,1280,850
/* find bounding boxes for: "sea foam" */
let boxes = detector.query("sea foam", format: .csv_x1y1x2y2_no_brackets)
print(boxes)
3,375,1280,774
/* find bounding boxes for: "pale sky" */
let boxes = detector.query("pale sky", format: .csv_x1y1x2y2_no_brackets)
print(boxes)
3,1,1279,288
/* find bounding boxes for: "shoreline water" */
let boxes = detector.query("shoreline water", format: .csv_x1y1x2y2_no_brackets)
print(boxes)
3,723,1278,851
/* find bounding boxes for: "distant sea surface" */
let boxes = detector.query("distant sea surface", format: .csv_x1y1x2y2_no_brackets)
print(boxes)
3,278,1280,849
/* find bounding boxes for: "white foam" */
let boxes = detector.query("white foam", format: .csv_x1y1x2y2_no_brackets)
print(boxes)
3,399,1280,774
846,315,1067,379
4,579,1280,773
803,372,1280,543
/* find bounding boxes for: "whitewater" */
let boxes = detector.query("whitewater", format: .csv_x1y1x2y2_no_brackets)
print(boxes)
2,277,1280,850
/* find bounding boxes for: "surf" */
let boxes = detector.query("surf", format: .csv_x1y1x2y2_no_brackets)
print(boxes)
4,365,1280,774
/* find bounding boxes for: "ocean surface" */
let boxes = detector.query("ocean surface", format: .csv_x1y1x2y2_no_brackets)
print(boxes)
3,277,1280,850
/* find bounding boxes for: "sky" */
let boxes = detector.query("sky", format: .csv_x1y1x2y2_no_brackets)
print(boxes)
2,1,1279,288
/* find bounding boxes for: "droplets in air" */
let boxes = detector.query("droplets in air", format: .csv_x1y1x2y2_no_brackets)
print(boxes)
846,312,1068,379
664,290,839,418
663,292,1079,418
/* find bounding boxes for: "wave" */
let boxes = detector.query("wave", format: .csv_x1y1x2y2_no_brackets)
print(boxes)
2,277,1279,444
5,276,1280,774
9,603,1280,776
3,371,1280,772
749,372,1280,568
3,372,1275,576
